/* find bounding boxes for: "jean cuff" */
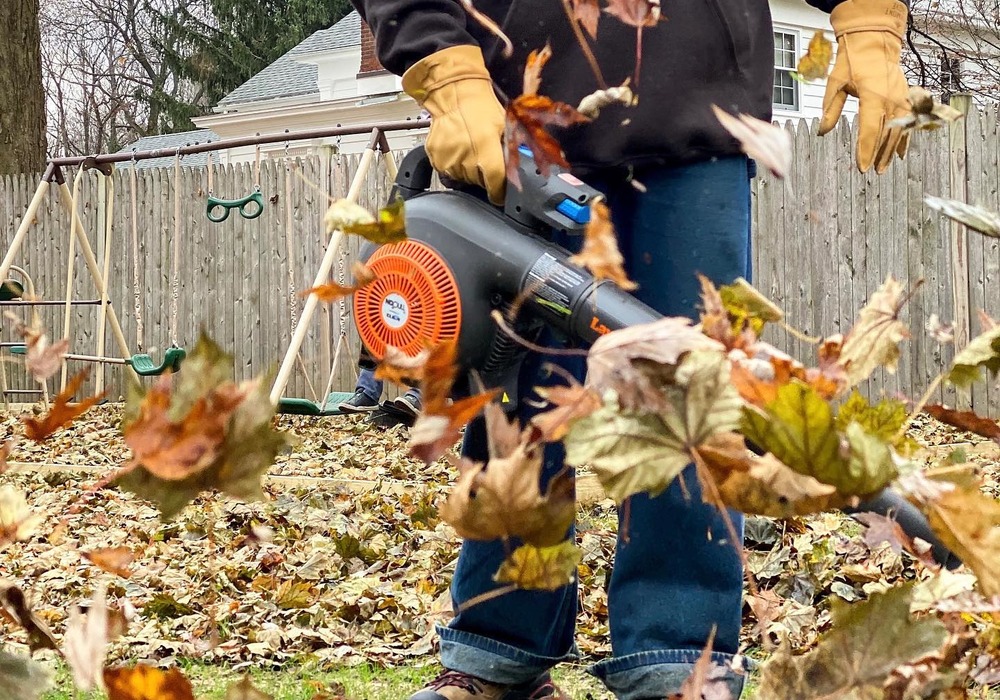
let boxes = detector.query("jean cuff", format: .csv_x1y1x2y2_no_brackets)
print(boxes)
588,649,748,700
437,625,579,685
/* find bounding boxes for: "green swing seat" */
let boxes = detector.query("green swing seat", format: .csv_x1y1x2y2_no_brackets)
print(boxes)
278,391,356,416
8,345,187,377
127,347,187,376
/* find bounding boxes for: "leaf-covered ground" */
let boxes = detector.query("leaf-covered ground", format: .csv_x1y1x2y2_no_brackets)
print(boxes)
1,405,998,692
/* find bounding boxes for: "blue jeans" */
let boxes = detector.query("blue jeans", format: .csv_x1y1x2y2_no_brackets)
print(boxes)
442,157,754,699
356,367,383,401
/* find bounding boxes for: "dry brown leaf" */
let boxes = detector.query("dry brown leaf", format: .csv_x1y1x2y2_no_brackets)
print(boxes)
0,583,59,652
568,199,637,290
571,0,601,38
586,317,724,410
530,381,602,442
494,541,581,590
712,453,845,518
408,341,499,463
926,485,1000,596
22,369,106,441
104,666,195,700
83,547,136,579
522,43,551,97
838,275,911,387
63,585,110,692
576,82,636,119
374,345,430,386
712,105,792,179
796,32,833,82
505,95,590,190
926,313,955,344
604,0,661,27
889,86,964,132
440,411,575,546
300,262,376,303
923,405,1000,445
124,376,246,481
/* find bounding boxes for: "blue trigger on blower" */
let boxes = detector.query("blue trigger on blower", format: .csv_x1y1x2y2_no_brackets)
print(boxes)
556,198,590,224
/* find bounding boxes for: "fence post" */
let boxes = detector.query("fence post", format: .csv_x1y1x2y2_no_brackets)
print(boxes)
948,94,973,361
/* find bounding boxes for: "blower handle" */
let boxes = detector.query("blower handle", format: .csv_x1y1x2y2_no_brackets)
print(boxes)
391,145,435,201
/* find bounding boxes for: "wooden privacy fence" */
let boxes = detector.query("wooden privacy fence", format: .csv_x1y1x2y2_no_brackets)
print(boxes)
0,101,998,413
753,97,999,416
0,150,398,402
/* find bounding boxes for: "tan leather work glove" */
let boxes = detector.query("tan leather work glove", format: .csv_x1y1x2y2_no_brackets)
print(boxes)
818,0,910,174
402,45,507,204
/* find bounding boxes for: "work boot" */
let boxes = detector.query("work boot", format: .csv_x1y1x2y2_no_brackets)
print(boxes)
409,670,557,700
337,388,379,413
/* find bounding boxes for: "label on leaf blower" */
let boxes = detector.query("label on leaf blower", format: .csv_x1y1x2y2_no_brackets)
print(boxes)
381,293,409,329
526,253,584,317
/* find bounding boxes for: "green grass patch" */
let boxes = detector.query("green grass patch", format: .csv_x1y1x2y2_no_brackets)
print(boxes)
42,658,612,700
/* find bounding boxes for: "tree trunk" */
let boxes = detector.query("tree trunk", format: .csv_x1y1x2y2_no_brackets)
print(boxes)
0,0,47,175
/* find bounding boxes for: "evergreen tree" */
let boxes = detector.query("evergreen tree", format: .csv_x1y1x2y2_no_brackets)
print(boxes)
155,0,352,133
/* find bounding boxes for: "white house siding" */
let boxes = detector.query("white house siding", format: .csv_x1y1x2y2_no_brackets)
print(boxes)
769,0,859,125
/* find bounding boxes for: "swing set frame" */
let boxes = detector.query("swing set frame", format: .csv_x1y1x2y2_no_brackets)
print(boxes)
1,119,428,408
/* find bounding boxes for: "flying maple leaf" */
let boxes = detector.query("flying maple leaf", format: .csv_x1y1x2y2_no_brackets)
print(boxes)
5,312,69,382
889,86,964,133
586,317,724,411
712,105,792,179
571,0,601,38
300,261,376,303
568,199,637,290
604,0,661,27
795,32,833,82
407,341,498,464
494,541,581,590
530,379,602,442
925,195,1000,239
374,345,431,386
926,485,1000,596
837,275,913,387
224,676,274,700
506,44,590,190
0,583,59,652
104,666,195,700
711,452,845,518
22,369,105,442
117,334,290,519
577,81,637,119
0,486,43,548
947,320,1000,387
756,585,946,699
439,405,575,545
567,350,742,502
83,547,136,579
63,585,111,692
325,197,406,244
741,381,897,496
124,375,245,481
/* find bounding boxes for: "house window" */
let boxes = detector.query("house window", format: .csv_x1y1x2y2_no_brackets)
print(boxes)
773,31,799,111
940,53,962,100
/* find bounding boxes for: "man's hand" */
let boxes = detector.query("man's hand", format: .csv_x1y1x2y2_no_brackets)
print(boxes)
818,0,910,174
402,45,507,204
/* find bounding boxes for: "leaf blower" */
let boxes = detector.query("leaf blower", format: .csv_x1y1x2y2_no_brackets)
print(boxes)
353,145,960,569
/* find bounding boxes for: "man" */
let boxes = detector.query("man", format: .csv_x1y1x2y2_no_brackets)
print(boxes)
348,1,909,697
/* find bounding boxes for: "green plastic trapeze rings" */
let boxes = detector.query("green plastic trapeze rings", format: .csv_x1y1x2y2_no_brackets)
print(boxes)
206,190,265,223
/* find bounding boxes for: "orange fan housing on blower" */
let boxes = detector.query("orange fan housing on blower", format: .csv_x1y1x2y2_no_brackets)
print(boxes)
353,240,462,359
